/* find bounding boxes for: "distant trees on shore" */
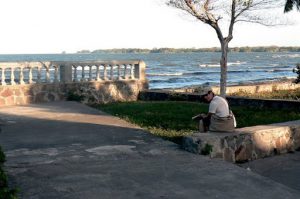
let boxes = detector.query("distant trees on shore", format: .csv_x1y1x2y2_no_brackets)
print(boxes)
76,46,300,54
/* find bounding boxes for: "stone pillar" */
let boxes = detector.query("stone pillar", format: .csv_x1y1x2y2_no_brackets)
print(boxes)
134,61,146,80
60,64,72,83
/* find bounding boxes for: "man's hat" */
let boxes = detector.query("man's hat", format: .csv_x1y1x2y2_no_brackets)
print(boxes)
198,86,213,102
203,86,213,94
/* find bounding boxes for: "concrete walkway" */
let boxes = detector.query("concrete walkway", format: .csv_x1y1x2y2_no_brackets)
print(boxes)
0,101,299,199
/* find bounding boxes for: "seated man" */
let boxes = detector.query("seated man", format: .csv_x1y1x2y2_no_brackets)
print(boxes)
193,88,236,132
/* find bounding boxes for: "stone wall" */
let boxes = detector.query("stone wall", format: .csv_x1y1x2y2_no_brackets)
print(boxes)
65,80,148,104
0,80,148,106
182,120,300,163
223,80,300,95
174,80,300,95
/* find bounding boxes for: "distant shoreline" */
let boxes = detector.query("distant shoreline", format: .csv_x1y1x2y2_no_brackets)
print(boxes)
76,46,300,54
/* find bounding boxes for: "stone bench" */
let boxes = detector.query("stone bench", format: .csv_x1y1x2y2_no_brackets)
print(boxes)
182,120,300,163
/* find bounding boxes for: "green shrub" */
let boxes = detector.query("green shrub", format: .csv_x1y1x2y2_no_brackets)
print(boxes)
0,146,18,199
0,146,5,164
293,63,300,84
66,91,84,102
201,144,213,155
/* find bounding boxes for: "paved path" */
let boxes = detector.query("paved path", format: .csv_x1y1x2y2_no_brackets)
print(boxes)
0,101,299,199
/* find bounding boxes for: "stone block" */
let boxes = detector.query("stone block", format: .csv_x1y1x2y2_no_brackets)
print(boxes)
5,96,15,106
235,139,254,162
13,88,23,96
34,92,47,103
1,88,13,97
24,96,34,104
223,148,235,162
182,135,202,154
15,96,25,105
0,98,6,106
292,127,300,150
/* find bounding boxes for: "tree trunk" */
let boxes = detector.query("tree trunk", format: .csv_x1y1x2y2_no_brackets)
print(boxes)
220,41,229,97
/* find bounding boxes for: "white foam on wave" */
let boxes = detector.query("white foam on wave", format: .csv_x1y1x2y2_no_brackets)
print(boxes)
270,63,279,66
199,61,246,67
199,64,219,67
228,61,247,66
272,54,300,58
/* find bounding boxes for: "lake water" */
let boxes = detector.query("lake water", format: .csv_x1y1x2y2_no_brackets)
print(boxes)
0,52,299,89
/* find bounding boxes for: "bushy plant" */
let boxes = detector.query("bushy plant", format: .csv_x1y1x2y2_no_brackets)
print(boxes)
293,63,300,84
0,146,5,164
0,146,18,199
66,91,84,102
201,144,213,155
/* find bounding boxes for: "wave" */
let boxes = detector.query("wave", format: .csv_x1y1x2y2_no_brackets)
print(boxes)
265,69,292,72
199,61,246,67
183,69,285,76
247,76,294,83
150,79,166,83
272,54,300,58
148,68,292,78
183,71,220,75
147,72,183,76
227,61,247,66
248,65,291,70
150,77,183,84
159,62,180,66
199,64,219,67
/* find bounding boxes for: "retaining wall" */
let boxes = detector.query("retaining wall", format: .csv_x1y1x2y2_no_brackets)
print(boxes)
0,80,148,106
174,80,300,95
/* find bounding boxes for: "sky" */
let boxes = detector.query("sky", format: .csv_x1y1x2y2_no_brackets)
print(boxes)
0,0,300,54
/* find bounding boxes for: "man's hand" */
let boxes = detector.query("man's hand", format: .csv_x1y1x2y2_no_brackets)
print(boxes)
192,113,207,120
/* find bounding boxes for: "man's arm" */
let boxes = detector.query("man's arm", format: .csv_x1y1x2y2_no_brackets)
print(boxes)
204,112,213,120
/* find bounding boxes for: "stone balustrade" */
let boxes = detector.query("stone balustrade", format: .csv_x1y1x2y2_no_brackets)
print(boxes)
0,60,148,106
0,61,59,85
0,60,146,85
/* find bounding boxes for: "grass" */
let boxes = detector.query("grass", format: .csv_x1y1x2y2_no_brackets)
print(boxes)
0,146,18,199
93,101,300,143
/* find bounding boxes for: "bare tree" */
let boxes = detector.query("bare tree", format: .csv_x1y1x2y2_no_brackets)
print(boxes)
166,0,285,96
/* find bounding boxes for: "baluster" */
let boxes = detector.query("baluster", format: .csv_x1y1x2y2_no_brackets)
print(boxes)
1,68,6,85
37,67,42,83
45,66,50,83
19,67,25,85
54,66,59,83
73,66,78,82
117,65,121,80
89,65,92,81
10,68,16,85
110,65,114,80
130,64,134,79
81,66,85,81
96,65,100,81
124,64,128,79
28,67,33,84
104,64,108,80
